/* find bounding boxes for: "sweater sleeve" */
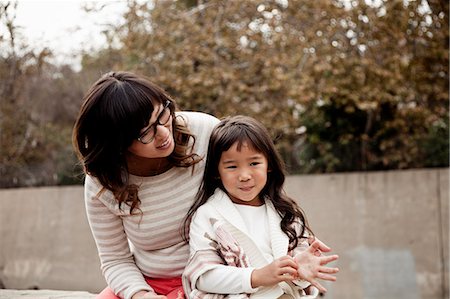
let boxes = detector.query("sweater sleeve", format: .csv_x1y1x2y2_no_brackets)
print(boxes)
185,205,258,295
197,264,256,294
84,175,153,299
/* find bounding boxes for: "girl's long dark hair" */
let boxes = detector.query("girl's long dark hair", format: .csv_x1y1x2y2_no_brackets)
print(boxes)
73,71,201,213
184,115,313,250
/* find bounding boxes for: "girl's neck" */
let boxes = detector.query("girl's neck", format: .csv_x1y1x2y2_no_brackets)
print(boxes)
126,152,172,176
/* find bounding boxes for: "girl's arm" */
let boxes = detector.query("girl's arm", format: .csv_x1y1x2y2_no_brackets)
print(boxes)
186,206,258,294
250,255,299,288
196,263,256,294
196,255,300,292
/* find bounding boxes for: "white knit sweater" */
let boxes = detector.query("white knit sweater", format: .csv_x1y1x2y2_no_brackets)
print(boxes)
84,111,219,299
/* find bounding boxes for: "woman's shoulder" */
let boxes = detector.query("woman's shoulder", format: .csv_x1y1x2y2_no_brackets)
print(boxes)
84,174,118,207
176,111,219,131
84,174,102,192
176,111,219,152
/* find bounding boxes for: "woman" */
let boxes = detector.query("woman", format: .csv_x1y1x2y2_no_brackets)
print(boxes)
73,71,219,299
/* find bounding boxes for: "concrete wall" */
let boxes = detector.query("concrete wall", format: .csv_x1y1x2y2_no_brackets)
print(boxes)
284,168,449,299
0,168,448,299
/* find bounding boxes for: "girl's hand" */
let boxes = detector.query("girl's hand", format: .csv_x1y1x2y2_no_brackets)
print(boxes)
308,236,331,256
295,240,339,293
131,291,167,299
251,255,299,288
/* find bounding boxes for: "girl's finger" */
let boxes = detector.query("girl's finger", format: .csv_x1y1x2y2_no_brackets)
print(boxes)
309,279,327,293
310,237,331,252
308,240,322,253
279,257,298,269
281,266,298,276
317,272,337,282
319,266,339,274
319,254,339,265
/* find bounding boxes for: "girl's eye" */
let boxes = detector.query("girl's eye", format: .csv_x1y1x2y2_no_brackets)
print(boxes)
225,165,237,169
250,162,261,166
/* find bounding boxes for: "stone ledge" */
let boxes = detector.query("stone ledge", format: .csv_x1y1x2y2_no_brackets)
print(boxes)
0,289,96,299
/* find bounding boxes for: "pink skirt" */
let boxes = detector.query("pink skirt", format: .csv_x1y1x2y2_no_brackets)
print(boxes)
96,276,184,299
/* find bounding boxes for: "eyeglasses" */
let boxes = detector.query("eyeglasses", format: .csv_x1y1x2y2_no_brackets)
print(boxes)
137,101,172,144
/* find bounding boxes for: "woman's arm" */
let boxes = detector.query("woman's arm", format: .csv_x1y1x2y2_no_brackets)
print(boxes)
85,176,153,299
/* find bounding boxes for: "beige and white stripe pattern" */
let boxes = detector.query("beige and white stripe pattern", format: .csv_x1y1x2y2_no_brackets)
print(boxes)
84,112,219,299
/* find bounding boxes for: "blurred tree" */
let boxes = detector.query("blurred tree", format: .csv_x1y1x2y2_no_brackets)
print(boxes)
87,0,448,173
293,0,449,172
1,0,448,188
0,1,84,187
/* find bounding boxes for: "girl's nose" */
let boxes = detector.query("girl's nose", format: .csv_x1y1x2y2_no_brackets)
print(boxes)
239,171,251,182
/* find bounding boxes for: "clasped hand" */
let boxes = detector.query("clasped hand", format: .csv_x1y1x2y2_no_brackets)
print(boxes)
251,239,339,293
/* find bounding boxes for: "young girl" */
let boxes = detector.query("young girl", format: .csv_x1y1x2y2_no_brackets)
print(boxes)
182,116,339,299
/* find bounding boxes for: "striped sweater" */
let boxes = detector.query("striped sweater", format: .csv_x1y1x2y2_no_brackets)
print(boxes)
84,111,219,299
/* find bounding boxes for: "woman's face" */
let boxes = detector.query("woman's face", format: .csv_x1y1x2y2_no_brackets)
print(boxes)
127,101,175,159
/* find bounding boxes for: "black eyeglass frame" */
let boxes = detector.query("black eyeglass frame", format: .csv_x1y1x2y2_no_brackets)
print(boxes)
137,100,172,144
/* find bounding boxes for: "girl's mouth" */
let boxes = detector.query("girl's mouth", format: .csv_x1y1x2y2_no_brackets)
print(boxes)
239,186,253,192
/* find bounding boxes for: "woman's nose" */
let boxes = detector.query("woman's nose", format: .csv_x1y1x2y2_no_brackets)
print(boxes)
154,124,167,139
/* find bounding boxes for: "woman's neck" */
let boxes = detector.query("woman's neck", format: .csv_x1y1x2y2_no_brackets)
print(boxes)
126,152,172,176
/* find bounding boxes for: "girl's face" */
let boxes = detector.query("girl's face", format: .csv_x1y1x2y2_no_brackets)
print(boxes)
127,101,175,158
218,141,268,206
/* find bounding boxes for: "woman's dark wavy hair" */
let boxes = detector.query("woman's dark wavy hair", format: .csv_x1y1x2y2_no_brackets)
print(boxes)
184,115,313,250
73,71,201,213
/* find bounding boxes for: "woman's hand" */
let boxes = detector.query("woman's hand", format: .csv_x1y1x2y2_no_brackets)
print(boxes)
295,240,339,293
251,255,299,288
131,291,167,299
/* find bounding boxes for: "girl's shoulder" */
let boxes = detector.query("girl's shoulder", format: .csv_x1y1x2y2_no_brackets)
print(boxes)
192,198,217,219
192,188,227,221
